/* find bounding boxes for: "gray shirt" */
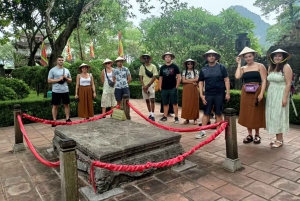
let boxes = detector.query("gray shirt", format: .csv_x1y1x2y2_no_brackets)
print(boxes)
48,66,71,93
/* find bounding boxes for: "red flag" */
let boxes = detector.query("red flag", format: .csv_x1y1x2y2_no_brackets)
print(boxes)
40,39,48,66
66,40,72,61
118,31,124,58
90,39,95,58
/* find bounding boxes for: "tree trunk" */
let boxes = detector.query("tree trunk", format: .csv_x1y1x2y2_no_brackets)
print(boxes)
43,0,85,97
27,42,42,66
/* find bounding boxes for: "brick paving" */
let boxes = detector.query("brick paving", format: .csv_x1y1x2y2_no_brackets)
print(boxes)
0,99,300,201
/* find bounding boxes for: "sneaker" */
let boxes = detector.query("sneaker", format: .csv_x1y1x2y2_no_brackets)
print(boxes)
51,124,56,127
169,113,175,117
66,118,72,122
174,117,179,124
195,131,206,139
150,116,155,121
159,116,167,122
148,115,152,119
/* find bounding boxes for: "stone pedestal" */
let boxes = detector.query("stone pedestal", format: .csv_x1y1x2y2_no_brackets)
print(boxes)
53,118,184,193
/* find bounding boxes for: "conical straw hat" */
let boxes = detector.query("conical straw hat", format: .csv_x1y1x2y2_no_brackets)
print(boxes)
183,58,198,67
102,58,113,65
238,47,257,57
268,49,291,60
202,49,221,59
115,56,126,62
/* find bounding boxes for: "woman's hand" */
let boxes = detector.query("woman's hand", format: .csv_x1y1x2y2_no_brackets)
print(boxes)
75,95,78,99
282,97,288,107
93,92,96,99
235,57,241,64
257,93,263,102
193,82,197,86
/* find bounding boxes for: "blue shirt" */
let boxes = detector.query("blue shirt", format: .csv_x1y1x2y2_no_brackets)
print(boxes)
48,66,71,93
112,66,131,89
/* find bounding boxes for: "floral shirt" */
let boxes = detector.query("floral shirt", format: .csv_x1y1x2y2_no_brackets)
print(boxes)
181,69,199,79
112,66,131,89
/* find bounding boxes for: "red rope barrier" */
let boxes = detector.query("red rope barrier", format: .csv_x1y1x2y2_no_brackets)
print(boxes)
22,106,120,125
89,121,228,192
128,102,223,132
17,115,60,167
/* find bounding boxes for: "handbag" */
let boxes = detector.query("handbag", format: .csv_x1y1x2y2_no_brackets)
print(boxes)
244,83,259,93
143,64,154,78
57,68,66,84
105,68,115,87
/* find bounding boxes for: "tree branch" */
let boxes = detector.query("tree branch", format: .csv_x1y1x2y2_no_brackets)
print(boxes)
45,0,56,50
82,0,102,14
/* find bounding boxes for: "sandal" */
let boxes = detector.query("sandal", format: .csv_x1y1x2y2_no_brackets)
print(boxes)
199,121,211,126
271,140,283,148
243,135,253,144
253,135,261,144
183,120,189,124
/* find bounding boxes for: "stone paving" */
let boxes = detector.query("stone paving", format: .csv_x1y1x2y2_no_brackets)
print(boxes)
0,99,300,201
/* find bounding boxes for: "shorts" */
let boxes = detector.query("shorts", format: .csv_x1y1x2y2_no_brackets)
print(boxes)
52,92,70,105
203,93,225,116
161,88,178,105
114,87,130,102
142,84,155,100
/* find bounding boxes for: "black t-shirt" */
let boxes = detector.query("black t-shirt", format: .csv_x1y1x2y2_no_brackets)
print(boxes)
159,63,180,90
199,63,228,95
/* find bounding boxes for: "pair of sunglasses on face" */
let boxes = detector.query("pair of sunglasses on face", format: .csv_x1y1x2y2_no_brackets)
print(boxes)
143,56,150,60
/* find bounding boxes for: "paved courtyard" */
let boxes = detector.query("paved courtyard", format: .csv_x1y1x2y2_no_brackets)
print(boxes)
1,99,300,201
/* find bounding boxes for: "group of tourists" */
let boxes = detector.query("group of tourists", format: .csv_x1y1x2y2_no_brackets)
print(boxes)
48,46,294,148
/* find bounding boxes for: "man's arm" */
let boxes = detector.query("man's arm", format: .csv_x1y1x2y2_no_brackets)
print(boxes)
47,69,62,83
176,74,181,89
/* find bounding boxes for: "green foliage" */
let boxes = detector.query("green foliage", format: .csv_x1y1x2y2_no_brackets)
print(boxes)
140,7,260,67
0,95,102,127
0,84,17,101
0,78,30,99
11,66,48,94
254,0,300,20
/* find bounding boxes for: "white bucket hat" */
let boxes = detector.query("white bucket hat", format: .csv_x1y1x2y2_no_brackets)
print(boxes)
238,47,257,57
78,63,90,71
183,58,198,67
202,49,221,60
162,52,175,60
140,54,153,62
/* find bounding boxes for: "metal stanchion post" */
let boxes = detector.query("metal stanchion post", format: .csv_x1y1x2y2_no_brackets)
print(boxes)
222,108,242,172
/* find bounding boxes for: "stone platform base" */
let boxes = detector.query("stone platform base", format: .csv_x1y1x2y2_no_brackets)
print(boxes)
52,118,184,193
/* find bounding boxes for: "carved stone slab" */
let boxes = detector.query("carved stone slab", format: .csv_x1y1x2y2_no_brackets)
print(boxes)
53,118,184,194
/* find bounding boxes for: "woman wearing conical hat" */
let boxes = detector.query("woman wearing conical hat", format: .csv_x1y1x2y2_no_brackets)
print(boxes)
266,49,293,148
75,63,96,119
101,58,117,114
235,47,267,144
181,59,199,125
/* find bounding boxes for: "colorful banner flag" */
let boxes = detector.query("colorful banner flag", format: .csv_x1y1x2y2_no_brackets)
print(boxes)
118,31,124,58
40,39,48,66
90,39,95,58
66,40,72,61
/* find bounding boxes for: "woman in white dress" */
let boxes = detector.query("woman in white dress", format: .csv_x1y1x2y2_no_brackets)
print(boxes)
101,58,117,115
266,49,293,148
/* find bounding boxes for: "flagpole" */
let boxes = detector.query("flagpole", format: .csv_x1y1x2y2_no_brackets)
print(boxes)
77,22,83,60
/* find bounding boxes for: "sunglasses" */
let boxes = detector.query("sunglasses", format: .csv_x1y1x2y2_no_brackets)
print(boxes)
143,57,150,60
